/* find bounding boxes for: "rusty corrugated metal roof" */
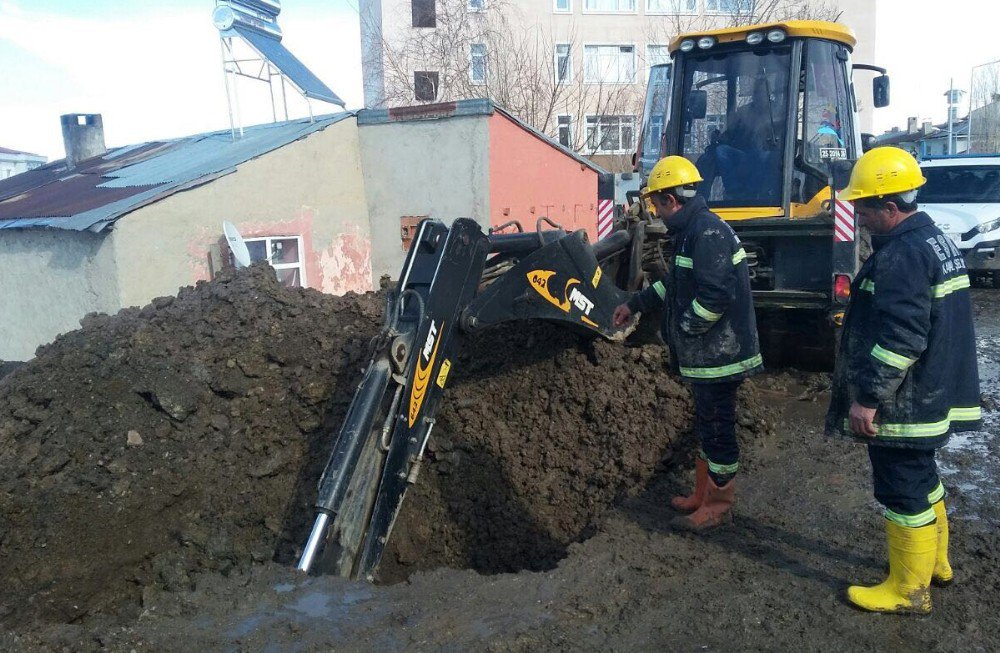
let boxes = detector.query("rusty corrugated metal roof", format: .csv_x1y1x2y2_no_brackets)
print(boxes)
0,113,352,232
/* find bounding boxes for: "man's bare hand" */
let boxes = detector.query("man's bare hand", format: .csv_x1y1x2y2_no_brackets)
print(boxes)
849,401,878,437
613,303,633,328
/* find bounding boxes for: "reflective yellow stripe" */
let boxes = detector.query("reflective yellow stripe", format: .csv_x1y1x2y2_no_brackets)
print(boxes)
928,482,945,505
885,507,937,528
931,274,970,299
871,344,916,370
705,457,739,475
843,406,982,439
949,406,982,422
680,353,763,379
691,299,722,322
653,281,666,300
860,279,875,293
676,250,745,268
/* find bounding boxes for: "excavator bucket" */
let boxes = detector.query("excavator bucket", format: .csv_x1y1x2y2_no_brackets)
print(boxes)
298,218,635,580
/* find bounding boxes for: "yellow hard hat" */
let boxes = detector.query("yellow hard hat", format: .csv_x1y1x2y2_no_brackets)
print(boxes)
643,156,703,197
839,147,926,202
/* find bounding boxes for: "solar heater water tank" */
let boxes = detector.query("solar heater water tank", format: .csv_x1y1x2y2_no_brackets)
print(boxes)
213,1,283,40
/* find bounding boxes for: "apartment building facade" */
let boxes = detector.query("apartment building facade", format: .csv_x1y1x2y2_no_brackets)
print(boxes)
0,147,47,180
361,0,878,171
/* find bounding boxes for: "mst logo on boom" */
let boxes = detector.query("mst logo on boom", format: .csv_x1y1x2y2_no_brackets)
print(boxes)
527,269,598,327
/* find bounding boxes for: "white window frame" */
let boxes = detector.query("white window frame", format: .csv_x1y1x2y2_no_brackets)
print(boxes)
705,0,756,15
585,115,637,154
645,43,669,81
470,43,487,85
241,235,307,287
554,43,573,84
557,114,574,148
582,0,637,14
553,0,572,12
468,0,486,11
583,43,637,85
644,0,697,15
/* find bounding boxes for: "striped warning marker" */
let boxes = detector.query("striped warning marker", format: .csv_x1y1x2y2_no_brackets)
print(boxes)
597,199,614,241
834,198,855,242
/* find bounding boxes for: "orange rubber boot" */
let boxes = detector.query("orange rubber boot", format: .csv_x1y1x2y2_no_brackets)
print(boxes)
671,458,709,513
671,476,735,532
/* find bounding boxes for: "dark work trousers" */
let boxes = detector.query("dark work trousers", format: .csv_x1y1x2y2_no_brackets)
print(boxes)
868,445,944,527
691,380,742,485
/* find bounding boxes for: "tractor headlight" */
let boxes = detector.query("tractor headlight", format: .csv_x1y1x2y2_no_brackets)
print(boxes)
679,39,696,52
697,36,717,50
746,32,764,45
767,29,787,43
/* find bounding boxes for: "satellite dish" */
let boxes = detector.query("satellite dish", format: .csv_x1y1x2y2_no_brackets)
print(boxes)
223,221,252,268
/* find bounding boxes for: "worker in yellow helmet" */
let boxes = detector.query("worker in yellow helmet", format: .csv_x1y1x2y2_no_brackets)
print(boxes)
826,147,981,613
614,156,762,531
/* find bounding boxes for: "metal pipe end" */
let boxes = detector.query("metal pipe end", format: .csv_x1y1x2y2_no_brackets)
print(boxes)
296,512,331,574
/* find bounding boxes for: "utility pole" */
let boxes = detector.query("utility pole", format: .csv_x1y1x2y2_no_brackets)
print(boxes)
944,81,965,156
948,78,954,155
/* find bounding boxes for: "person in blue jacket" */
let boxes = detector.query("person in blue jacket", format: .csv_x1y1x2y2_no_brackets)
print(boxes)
614,156,762,531
827,147,982,614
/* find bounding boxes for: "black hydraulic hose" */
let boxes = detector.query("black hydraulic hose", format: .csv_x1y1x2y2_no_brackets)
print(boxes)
592,230,632,260
487,230,567,255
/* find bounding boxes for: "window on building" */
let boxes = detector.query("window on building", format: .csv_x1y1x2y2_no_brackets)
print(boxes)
555,44,572,83
558,115,573,147
468,0,485,10
241,236,307,288
705,0,755,14
470,44,487,84
646,0,696,12
586,115,636,153
584,45,635,84
414,71,439,101
412,0,436,27
584,0,635,11
554,0,571,11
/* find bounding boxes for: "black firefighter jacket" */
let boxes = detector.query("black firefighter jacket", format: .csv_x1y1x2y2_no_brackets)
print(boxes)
825,212,982,449
627,195,762,384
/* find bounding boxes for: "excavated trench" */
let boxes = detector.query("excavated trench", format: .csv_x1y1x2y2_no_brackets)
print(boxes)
0,264,768,627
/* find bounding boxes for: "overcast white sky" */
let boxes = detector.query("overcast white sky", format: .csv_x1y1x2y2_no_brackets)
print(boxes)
0,0,997,160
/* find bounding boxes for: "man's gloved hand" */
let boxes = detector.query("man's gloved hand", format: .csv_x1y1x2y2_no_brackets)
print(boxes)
679,308,713,336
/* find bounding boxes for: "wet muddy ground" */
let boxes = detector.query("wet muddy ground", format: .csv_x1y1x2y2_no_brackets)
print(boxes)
2,279,998,652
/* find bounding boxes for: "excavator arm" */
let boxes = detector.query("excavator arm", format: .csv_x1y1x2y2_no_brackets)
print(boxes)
297,215,649,580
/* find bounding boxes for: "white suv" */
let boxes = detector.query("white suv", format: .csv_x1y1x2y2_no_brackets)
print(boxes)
919,155,1000,287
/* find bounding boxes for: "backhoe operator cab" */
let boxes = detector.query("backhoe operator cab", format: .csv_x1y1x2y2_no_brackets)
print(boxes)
637,21,889,317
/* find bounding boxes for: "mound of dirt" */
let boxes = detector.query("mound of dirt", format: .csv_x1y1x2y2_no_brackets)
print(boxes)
0,263,770,628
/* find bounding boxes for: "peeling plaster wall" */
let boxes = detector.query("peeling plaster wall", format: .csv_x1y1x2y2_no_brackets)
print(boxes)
0,229,119,360
358,115,490,281
110,120,373,307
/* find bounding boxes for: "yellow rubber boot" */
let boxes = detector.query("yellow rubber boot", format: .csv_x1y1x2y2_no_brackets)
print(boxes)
932,500,953,587
847,520,936,614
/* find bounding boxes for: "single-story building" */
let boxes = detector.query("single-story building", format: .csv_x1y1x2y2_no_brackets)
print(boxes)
0,100,608,360
0,146,47,180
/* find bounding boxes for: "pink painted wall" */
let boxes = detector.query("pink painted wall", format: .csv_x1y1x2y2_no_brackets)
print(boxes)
488,114,600,240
